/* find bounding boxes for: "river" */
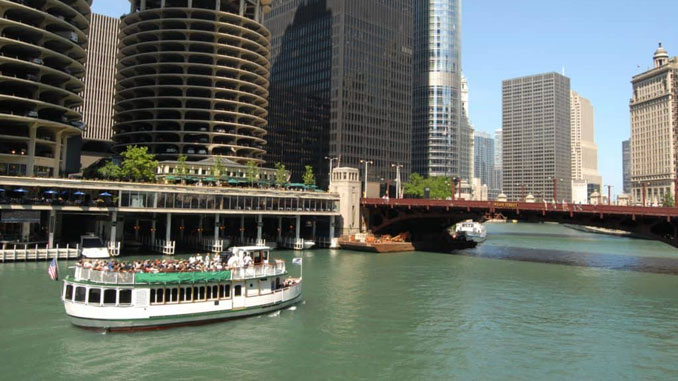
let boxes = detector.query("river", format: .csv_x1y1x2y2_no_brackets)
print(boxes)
1,223,677,379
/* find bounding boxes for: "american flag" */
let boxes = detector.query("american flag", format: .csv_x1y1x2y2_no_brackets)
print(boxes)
48,258,59,281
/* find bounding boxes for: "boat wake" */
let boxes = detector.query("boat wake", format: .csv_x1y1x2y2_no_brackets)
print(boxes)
287,306,297,311
268,311,281,317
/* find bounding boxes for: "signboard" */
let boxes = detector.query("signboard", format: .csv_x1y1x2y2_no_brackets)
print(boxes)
1,211,41,223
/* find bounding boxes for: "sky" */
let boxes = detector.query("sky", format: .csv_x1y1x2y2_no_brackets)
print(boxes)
92,0,678,198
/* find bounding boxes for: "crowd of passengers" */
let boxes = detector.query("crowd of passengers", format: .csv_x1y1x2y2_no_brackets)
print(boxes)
77,252,269,274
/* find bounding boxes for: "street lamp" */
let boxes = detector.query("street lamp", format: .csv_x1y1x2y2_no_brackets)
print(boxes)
324,156,340,183
391,163,403,199
515,183,526,202
360,159,373,198
548,177,563,202
604,184,613,205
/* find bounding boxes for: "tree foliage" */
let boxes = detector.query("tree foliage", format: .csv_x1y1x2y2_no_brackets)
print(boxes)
97,161,121,180
303,165,316,186
662,192,674,207
403,173,452,199
274,162,289,187
119,146,158,182
246,160,259,186
212,156,225,178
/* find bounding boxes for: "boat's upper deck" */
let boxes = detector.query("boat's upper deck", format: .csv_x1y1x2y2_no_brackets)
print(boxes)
71,260,287,286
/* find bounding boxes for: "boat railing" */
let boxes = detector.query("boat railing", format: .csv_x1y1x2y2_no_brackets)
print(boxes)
73,260,287,284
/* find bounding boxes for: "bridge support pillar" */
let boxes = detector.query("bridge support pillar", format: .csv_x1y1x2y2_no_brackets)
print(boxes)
165,213,172,242
312,218,316,240
214,214,220,241
151,218,156,242
180,218,185,240
110,210,118,244
198,214,204,241
277,216,282,242
295,215,301,241
134,218,140,240
256,214,263,243
48,209,56,249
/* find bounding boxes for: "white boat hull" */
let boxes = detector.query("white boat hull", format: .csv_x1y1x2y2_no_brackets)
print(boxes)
81,248,110,259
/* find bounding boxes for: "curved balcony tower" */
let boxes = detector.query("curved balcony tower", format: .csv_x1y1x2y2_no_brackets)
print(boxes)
0,0,91,177
113,0,272,165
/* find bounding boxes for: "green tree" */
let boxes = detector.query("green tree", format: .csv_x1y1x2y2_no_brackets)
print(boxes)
274,162,289,187
246,160,259,187
403,173,452,199
403,173,426,198
212,156,225,179
303,165,316,187
120,146,158,182
662,192,674,207
97,161,121,180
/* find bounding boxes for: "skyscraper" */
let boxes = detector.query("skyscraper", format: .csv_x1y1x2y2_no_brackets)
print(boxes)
630,43,678,205
622,139,631,194
473,131,494,190
413,0,471,180
0,0,91,177
493,128,503,197
79,13,120,168
112,0,272,165
570,90,602,195
502,72,572,202
265,0,412,187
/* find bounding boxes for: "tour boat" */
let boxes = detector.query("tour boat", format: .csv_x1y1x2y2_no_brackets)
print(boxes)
61,246,302,331
79,234,113,259
454,221,487,243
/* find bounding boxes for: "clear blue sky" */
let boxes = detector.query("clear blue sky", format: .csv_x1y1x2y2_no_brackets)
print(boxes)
92,0,678,197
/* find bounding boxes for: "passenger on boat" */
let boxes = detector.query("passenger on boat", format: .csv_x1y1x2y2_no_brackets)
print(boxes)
243,255,253,267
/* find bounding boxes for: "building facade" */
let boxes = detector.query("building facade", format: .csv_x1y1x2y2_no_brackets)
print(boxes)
630,43,678,205
570,90,602,198
112,0,272,165
502,72,572,202
622,139,631,194
265,0,412,188
0,0,91,177
492,128,503,198
79,13,120,167
413,0,472,180
473,131,494,190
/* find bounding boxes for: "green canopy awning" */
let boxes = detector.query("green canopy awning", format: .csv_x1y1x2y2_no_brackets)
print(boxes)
135,270,231,284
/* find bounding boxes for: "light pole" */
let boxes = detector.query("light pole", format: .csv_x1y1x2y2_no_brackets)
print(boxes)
516,183,526,202
360,159,373,198
605,184,613,205
548,177,563,202
324,156,339,184
391,163,403,199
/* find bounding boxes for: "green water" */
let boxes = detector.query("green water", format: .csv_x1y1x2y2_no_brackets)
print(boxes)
2,223,678,379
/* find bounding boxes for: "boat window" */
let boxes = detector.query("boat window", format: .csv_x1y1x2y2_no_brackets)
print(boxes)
119,289,132,305
179,287,185,302
210,285,218,300
88,288,101,304
219,284,230,299
234,285,242,296
64,284,73,300
155,288,165,304
198,286,206,300
103,289,116,305
276,277,281,289
74,286,86,302
169,288,178,303
185,287,193,301
206,285,212,299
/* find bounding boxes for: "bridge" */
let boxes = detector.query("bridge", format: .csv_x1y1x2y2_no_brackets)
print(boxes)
361,198,678,250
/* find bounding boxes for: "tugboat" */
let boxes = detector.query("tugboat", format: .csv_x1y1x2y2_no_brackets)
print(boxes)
61,246,302,330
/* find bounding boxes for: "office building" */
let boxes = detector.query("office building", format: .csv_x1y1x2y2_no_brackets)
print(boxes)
622,139,631,194
79,13,120,168
413,0,472,180
630,43,678,205
502,72,572,202
113,0,272,165
492,128,503,198
473,131,494,190
570,90,602,198
265,0,412,187
0,0,91,177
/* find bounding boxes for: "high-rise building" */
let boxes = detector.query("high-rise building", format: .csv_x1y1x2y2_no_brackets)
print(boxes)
570,90,602,197
622,139,631,194
473,131,494,190
0,0,91,177
461,74,474,181
79,13,120,168
630,43,678,205
493,128,503,196
265,0,412,187
413,0,471,180
502,72,572,202
112,0,272,165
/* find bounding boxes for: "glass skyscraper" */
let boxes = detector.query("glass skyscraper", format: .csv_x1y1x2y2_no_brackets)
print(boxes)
413,0,472,180
265,0,413,188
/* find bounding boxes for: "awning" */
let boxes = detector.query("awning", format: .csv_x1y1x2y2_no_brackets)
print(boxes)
44,190,58,195
13,188,28,193
99,192,113,197
73,191,85,196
